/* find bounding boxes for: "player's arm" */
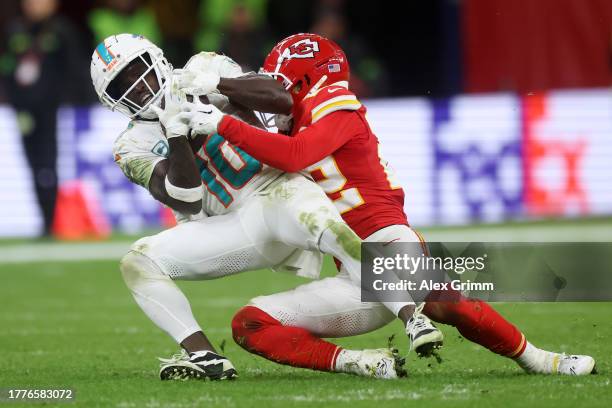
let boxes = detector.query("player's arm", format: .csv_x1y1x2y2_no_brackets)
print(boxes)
148,136,202,215
178,53,292,114
218,74,293,114
216,110,358,172
146,96,261,213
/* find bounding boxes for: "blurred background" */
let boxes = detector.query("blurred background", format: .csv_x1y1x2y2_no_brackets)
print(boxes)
0,0,611,240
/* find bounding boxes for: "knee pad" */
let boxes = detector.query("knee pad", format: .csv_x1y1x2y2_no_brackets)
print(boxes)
119,250,166,290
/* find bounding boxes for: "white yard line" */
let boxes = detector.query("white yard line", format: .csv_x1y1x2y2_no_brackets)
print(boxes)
424,224,612,242
0,223,611,264
0,241,131,264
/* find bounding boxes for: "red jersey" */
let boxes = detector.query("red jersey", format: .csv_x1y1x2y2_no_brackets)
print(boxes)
218,83,408,238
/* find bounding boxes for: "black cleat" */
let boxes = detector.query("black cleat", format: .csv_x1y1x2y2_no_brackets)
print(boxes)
158,350,238,381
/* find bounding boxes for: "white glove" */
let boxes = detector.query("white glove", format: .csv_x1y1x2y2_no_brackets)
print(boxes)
181,102,225,136
173,68,220,96
151,94,191,139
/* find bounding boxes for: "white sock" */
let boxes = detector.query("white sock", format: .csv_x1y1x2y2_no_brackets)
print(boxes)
121,252,202,344
334,349,362,373
515,341,558,374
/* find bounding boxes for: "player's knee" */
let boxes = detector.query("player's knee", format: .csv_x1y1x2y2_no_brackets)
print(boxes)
323,221,361,257
231,306,279,348
119,250,164,290
423,291,483,326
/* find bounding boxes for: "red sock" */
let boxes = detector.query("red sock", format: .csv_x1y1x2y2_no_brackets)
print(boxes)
231,306,341,371
424,290,526,357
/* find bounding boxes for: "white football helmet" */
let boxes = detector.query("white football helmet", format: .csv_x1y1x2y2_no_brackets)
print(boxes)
90,33,171,119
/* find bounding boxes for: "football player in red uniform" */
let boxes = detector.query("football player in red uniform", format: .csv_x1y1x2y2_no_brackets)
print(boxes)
180,33,595,376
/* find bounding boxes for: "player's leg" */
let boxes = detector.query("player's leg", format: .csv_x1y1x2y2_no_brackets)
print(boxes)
423,290,595,374
382,226,597,375
357,225,444,356
232,274,406,379
257,174,442,354
120,212,295,380
120,250,236,380
259,175,413,315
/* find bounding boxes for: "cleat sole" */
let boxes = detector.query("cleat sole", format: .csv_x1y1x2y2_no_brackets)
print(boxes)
160,365,238,381
415,340,443,358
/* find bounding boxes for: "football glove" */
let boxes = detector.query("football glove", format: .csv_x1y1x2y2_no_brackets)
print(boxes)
181,102,225,136
151,90,191,139
173,68,220,96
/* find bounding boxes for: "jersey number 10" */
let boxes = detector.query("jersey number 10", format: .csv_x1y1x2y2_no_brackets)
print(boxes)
195,134,262,207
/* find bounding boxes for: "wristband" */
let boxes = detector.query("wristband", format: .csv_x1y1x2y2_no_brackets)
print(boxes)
164,176,203,202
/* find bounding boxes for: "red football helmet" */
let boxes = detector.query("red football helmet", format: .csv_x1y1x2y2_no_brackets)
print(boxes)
261,33,350,104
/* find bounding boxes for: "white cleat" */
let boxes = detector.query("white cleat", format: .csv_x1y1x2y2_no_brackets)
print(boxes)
518,350,596,376
158,349,238,381
406,305,444,357
341,349,407,379
556,354,596,375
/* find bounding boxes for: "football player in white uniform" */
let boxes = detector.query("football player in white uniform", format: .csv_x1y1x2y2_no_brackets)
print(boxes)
91,34,440,381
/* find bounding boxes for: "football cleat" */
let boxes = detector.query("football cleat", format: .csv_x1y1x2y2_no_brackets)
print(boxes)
406,304,444,357
520,353,597,376
557,354,596,375
341,348,407,379
158,349,238,381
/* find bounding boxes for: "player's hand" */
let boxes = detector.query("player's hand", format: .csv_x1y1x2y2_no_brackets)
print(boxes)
174,68,220,96
181,102,225,136
151,102,191,139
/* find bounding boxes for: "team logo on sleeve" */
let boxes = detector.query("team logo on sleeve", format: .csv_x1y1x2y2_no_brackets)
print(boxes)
151,140,169,157
282,39,320,59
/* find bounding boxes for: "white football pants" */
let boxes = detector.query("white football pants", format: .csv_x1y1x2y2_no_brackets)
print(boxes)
249,224,423,338
120,173,393,343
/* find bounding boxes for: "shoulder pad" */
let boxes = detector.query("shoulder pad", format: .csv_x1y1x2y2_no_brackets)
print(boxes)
310,86,361,123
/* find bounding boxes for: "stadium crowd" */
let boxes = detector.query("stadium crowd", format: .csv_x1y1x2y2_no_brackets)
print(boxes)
0,0,396,105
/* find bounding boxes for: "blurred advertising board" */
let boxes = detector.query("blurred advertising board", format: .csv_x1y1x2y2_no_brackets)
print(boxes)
0,88,610,237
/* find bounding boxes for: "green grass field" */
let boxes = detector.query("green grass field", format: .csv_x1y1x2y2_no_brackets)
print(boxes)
1,221,611,407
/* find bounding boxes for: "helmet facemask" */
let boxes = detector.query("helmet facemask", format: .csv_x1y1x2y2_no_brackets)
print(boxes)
102,51,170,119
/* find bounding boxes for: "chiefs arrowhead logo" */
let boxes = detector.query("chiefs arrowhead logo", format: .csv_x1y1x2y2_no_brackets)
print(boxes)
282,39,320,60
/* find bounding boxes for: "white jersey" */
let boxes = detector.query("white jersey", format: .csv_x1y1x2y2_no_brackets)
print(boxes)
112,52,283,216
